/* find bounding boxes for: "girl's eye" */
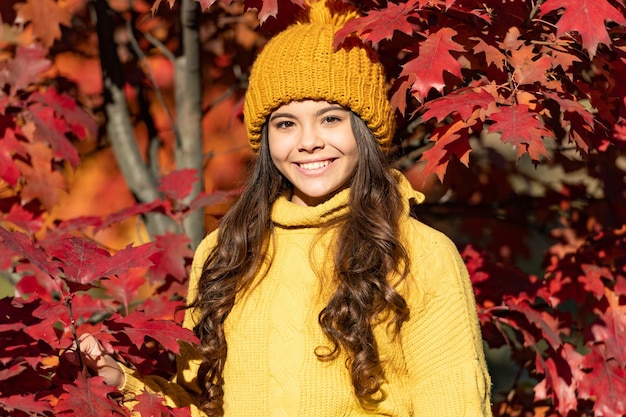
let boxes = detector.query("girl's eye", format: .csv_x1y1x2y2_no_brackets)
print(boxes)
323,116,341,124
275,120,294,129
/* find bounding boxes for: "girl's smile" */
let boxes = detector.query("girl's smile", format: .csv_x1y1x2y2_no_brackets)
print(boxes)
268,100,359,207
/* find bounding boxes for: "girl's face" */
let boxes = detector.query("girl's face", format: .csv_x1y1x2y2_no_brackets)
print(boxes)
268,100,359,207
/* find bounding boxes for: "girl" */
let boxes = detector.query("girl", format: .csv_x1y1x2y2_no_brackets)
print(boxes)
78,1,492,416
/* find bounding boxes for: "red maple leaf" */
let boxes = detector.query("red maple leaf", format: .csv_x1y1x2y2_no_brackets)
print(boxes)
0,46,50,94
401,27,465,101
420,87,495,123
335,1,420,47
487,104,549,161
579,346,626,417
55,371,126,416
101,271,146,313
539,0,626,58
14,0,72,48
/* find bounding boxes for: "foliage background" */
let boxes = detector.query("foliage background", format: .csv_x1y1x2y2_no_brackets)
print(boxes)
0,0,625,415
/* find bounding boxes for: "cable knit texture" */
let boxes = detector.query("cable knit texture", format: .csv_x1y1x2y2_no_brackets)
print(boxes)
243,0,395,152
119,171,492,416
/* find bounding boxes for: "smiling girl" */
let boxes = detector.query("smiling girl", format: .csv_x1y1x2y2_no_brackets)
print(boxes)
76,1,492,416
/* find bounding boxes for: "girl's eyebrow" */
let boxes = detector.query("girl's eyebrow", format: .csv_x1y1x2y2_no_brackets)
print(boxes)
269,105,347,122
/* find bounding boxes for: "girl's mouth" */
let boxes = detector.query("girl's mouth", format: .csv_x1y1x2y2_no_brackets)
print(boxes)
298,160,332,170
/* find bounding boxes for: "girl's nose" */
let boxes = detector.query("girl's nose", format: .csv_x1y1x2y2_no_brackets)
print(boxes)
298,126,324,152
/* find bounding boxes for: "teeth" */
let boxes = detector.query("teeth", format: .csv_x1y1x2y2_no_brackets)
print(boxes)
299,160,331,170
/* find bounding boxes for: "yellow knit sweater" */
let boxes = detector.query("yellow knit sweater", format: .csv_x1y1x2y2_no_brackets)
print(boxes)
121,172,492,416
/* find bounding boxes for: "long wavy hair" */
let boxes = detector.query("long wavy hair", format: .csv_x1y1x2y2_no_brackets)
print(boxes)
191,111,411,416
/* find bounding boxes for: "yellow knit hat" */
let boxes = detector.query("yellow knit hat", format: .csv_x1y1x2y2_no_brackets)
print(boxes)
243,0,395,152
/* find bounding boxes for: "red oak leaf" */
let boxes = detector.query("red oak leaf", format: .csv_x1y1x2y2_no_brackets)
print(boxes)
109,310,199,354
0,393,53,415
470,37,506,70
401,27,465,101
0,46,50,94
335,0,420,47
420,87,495,123
0,227,60,279
55,371,125,416
579,263,612,299
101,270,146,313
3,203,44,234
487,104,549,161
14,0,72,48
579,346,626,417
158,169,199,202
28,105,81,168
46,237,159,284
420,119,471,181
148,233,192,283
31,87,97,140
505,297,562,350
97,199,171,232
534,353,579,415
134,391,192,417
539,0,626,58
509,44,553,85
46,236,113,284
0,129,24,187
15,141,67,209
591,291,626,364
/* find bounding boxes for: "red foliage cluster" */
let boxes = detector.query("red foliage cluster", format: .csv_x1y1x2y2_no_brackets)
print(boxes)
0,0,625,416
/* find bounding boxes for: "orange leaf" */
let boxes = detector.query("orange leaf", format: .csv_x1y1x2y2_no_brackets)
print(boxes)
14,0,71,48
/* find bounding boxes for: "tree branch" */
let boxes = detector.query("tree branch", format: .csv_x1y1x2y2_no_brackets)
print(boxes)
175,0,205,249
92,0,178,238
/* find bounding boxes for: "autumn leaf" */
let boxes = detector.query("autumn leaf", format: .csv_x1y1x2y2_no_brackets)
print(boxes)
578,346,626,417
158,169,199,202
27,104,81,168
335,1,420,47
31,87,98,140
420,119,471,181
14,141,67,209
487,104,549,161
539,0,626,58
14,0,72,48
148,233,193,283
0,226,61,279
420,87,495,123
591,291,626,364
0,393,53,416
108,310,199,354
0,46,51,94
509,44,553,85
401,27,465,101
505,296,562,350
55,371,125,417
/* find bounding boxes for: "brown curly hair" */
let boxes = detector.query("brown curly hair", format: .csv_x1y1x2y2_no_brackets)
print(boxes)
190,112,411,416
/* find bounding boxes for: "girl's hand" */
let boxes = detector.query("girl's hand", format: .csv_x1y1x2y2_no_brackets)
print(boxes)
65,333,125,388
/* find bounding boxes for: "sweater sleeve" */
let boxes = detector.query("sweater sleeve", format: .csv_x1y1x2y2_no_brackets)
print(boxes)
117,232,218,416
402,224,492,417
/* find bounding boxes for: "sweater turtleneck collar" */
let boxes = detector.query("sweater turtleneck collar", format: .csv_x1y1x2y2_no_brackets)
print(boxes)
270,170,425,229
